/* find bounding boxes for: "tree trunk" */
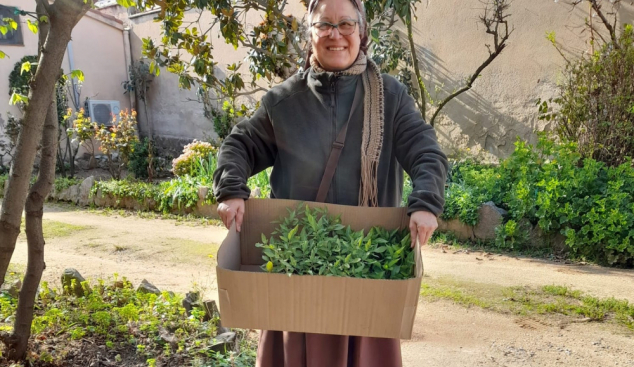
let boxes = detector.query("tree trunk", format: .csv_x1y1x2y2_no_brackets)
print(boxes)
0,0,89,289
7,89,59,360
1,0,89,359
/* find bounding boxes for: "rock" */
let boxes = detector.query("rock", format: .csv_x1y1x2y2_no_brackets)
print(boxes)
198,186,209,202
57,187,70,202
159,328,177,348
473,202,508,240
183,291,203,317
61,268,89,297
1,279,21,298
194,203,219,219
437,218,474,241
75,158,91,171
210,332,236,353
204,300,230,334
250,187,261,199
69,184,81,204
78,176,96,206
137,279,161,295
93,189,117,208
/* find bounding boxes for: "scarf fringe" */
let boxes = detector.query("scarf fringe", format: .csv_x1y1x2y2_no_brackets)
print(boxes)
311,53,384,207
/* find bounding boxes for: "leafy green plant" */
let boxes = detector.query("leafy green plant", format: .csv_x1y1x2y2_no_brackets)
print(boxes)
247,168,271,199
128,138,159,180
0,276,256,366
65,107,98,170
94,109,140,179
539,23,634,167
401,173,413,207
256,205,414,280
53,177,82,193
441,135,634,267
172,140,217,177
91,175,217,214
494,220,529,250
8,55,37,105
207,100,239,140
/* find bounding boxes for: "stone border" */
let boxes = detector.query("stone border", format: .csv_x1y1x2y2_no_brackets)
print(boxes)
45,176,220,219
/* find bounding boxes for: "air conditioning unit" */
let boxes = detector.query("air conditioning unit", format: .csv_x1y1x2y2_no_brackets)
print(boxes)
87,100,121,126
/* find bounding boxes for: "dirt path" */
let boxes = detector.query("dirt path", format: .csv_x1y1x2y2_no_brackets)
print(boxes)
9,203,634,367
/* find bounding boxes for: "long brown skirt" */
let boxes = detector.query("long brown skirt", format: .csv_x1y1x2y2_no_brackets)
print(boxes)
256,330,402,367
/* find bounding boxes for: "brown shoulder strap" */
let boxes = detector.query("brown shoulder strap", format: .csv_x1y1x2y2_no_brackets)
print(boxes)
315,80,364,203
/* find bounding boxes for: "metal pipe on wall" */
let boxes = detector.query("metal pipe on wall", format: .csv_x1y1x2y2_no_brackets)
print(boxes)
123,27,135,111
66,41,81,110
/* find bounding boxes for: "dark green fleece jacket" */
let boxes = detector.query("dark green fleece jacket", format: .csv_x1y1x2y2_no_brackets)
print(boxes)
212,68,448,216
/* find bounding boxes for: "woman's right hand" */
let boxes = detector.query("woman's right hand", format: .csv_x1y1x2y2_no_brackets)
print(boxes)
218,198,246,232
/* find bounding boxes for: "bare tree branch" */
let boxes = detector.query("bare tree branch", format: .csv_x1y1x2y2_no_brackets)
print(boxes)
430,0,513,126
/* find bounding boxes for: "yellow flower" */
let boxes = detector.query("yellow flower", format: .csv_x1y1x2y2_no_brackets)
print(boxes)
266,261,273,272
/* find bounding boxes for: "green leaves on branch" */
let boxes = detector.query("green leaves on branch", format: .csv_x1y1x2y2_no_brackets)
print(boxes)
256,205,415,280
70,69,85,82
148,61,160,77
20,61,32,75
1,17,18,34
116,0,137,7
26,19,38,34
10,92,28,105
139,0,306,100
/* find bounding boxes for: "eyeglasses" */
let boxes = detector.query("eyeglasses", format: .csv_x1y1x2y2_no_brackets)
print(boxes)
311,19,359,37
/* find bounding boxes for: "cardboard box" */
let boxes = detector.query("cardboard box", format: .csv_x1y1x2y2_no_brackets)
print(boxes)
216,199,423,339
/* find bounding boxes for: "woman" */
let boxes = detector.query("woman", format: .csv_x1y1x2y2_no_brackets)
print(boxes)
212,0,448,365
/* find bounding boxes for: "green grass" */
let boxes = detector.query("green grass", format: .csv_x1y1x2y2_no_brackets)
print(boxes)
18,219,90,239
421,277,634,330
165,238,219,257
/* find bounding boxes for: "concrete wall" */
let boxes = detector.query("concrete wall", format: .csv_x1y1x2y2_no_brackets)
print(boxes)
413,0,633,159
113,1,634,159
0,2,130,163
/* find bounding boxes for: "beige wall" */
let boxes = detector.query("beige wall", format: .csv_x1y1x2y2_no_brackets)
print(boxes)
413,0,632,159
128,8,267,152
120,0,633,158
0,3,130,162
66,11,131,112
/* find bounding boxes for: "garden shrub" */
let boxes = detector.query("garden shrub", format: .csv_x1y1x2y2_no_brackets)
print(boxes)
94,109,140,180
208,101,239,140
128,138,159,179
92,174,217,214
8,55,38,97
54,177,82,192
0,276,256,366
443,136,634,267
172,140,217,177
539,24,634,167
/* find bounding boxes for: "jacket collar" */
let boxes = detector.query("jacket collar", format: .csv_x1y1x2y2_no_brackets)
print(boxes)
307,67,360,95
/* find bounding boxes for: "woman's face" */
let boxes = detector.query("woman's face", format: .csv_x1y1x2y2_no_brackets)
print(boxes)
310,0,362,72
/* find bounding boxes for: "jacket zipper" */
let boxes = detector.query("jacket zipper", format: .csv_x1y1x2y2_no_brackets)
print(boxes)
330,77,337,203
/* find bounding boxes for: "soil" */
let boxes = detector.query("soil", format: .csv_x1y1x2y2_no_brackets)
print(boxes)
8,203,634,367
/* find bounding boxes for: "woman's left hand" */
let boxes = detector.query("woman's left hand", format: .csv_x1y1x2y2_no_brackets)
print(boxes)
409,211,438,248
